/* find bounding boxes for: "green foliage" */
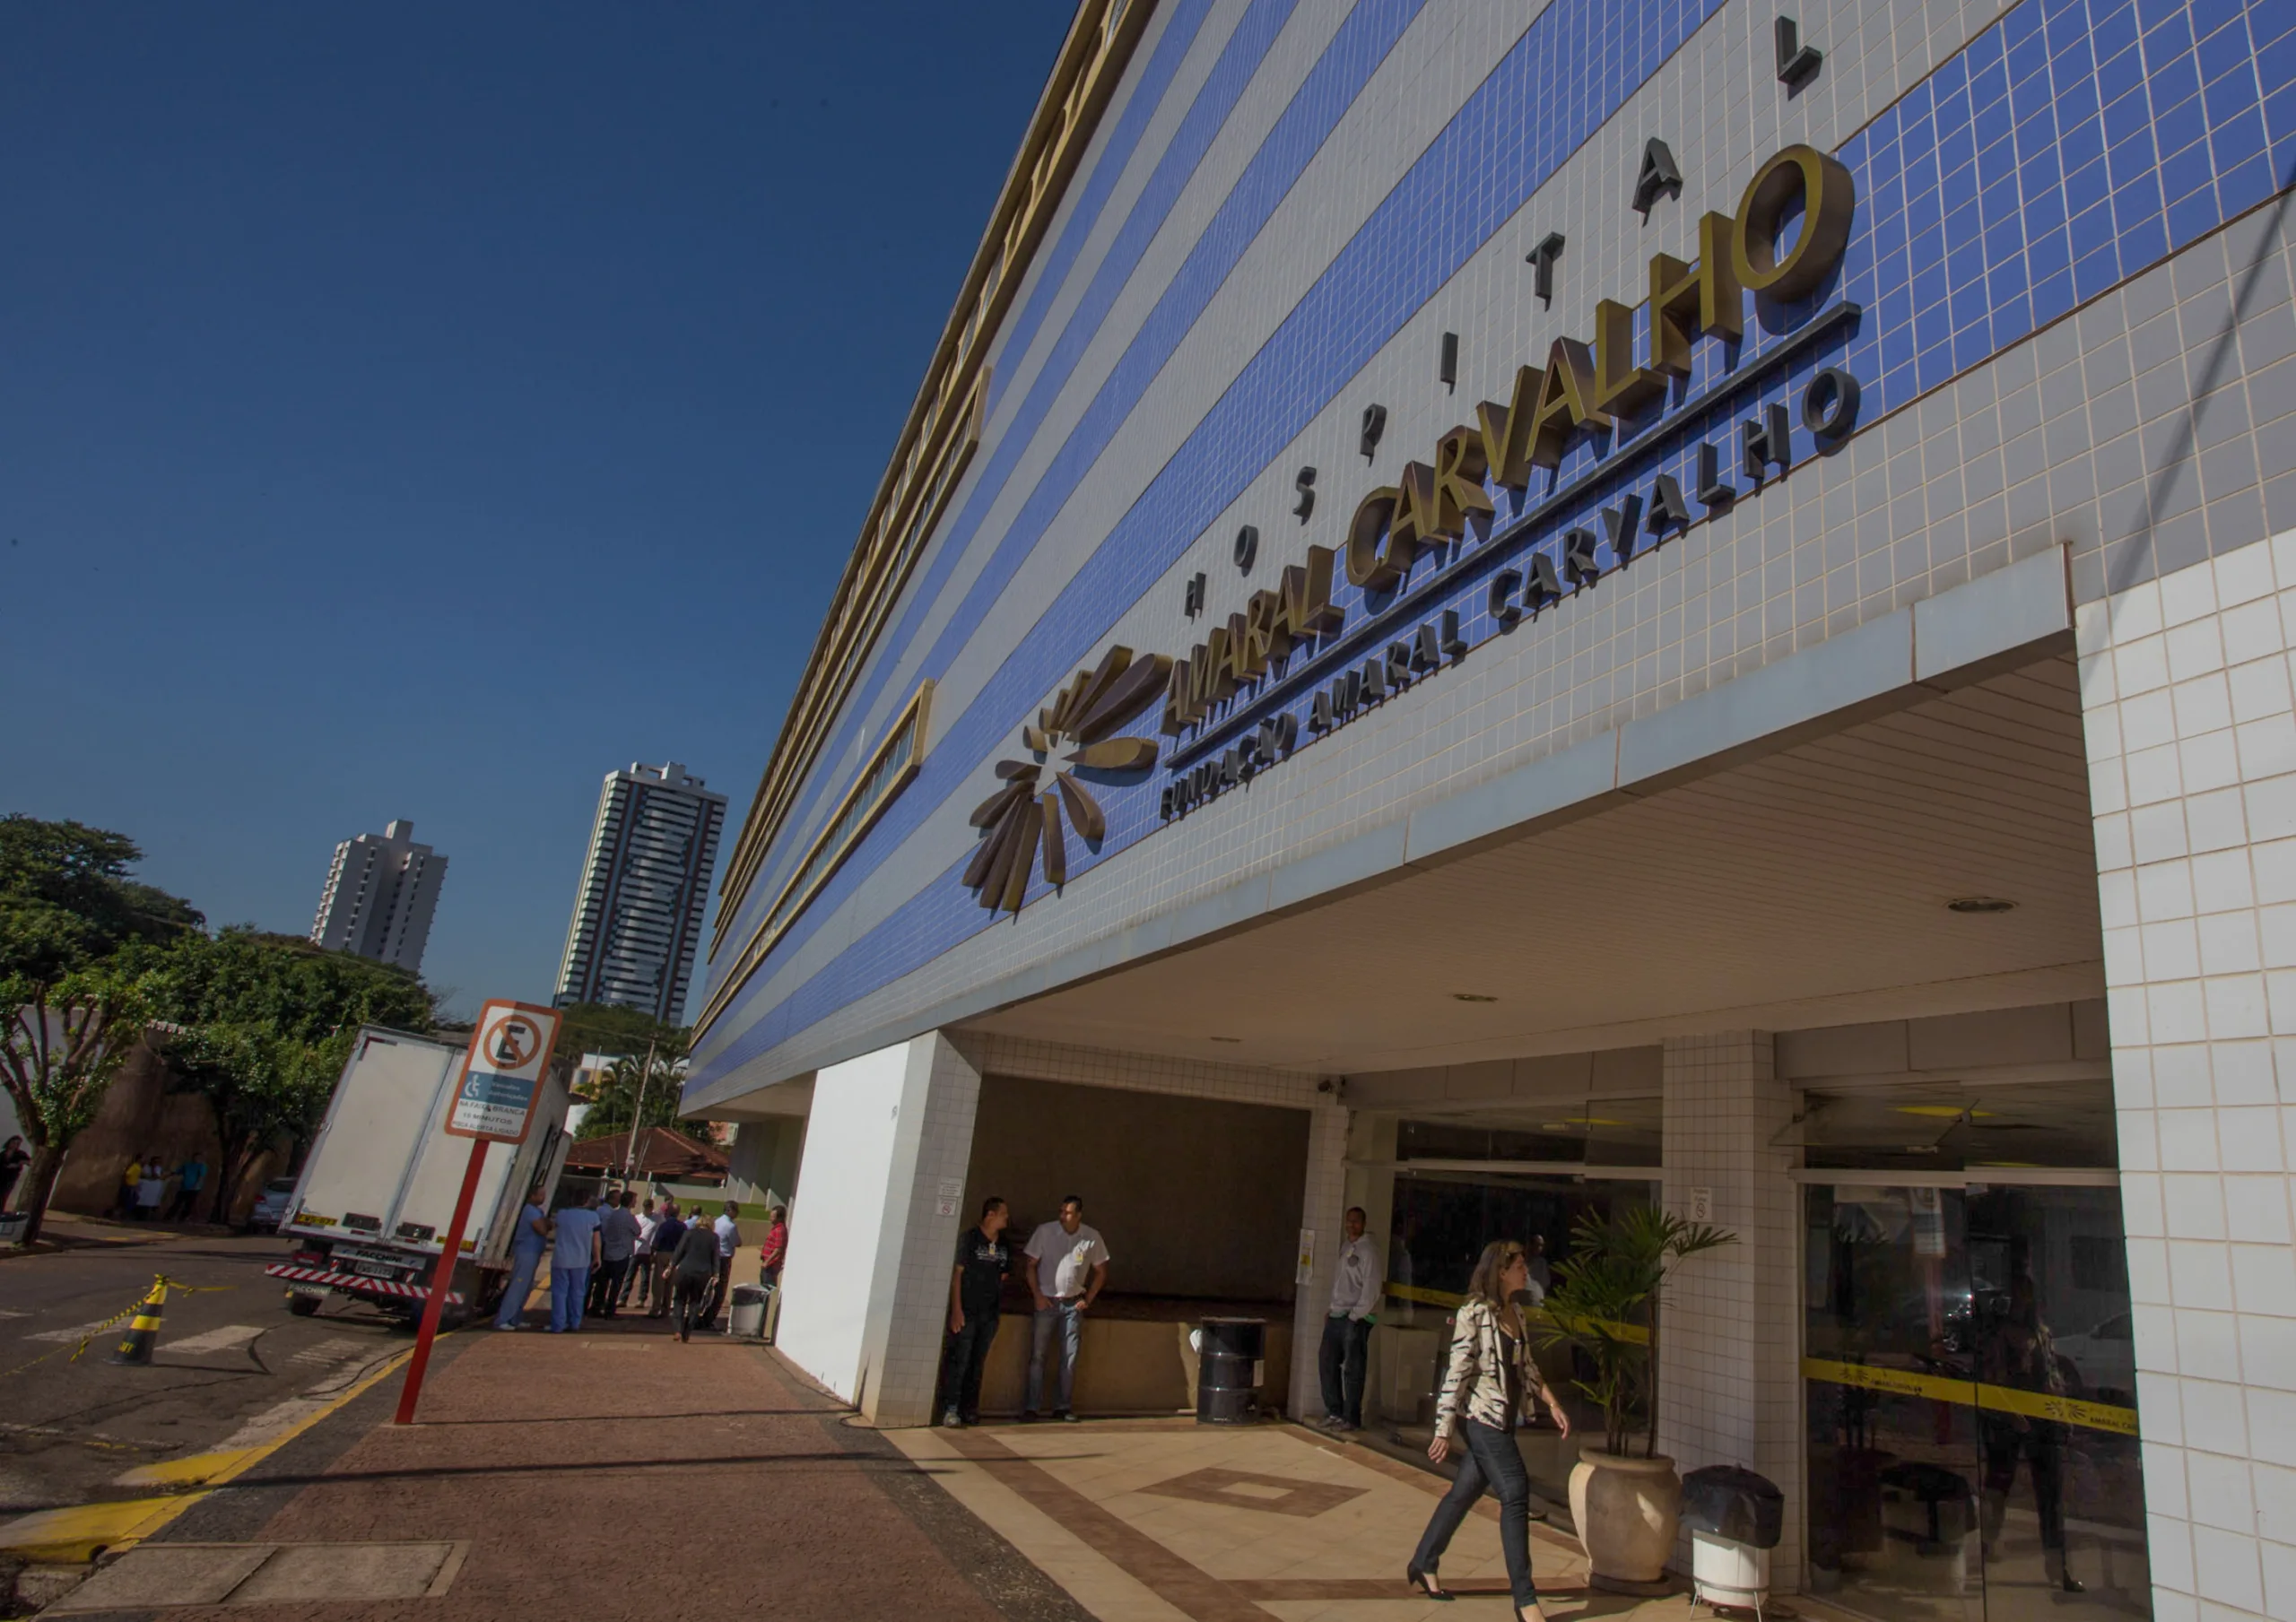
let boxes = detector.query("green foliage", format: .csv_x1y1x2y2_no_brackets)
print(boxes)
577,1049,689,1138
144,927,435,1044
163,1023,352,1209
0,959,152,1147
1537,1205,1735,1457
0,814,444,1238
0,815,202,981
0,961,152,1240
558,1002,692,1138
556,1002,683,1063
140,929,437,1214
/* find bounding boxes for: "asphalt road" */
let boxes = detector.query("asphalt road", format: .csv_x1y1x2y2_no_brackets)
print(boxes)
0,1228,416,1519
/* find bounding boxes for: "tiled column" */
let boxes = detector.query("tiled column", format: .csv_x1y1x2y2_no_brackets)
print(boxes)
1658,1032,1804,1589
776,1031,981,1427
2078,529,2296,1622
862,1032,985,1428
1291,1099,1349,1421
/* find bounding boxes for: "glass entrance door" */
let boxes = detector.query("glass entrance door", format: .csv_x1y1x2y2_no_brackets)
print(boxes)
1804,1183,2150,1622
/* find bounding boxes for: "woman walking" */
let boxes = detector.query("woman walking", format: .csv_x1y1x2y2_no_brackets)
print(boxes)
1408,1239,1570,1618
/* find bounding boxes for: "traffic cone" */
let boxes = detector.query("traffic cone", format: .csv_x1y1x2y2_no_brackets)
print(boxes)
109,1279,168,1366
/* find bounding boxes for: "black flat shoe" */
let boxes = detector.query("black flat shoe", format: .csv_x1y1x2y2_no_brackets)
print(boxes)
1407,1566,1453,1601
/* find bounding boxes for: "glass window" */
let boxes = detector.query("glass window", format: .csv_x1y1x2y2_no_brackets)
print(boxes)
1792,1081,2118,1171
1804,1182,2148,1622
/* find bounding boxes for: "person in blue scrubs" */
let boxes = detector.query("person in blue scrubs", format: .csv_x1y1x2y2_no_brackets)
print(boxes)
493,1189,552,1331
548,1193,603,1332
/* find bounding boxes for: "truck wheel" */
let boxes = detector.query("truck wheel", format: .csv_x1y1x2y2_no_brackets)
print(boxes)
288,1294,323,1317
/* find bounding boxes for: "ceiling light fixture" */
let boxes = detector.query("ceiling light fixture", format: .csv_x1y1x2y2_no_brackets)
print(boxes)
1947,896,2018,914
1453,993,1499,1002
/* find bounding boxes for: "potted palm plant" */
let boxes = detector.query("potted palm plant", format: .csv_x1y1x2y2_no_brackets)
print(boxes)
1537,1205,1735,1591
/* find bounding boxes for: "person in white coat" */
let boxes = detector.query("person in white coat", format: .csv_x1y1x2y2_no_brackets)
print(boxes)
1318,1206,1382,1431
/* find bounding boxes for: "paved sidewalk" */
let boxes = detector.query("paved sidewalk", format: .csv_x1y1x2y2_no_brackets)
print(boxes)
33,1315,1760,1622
71,1320,1087,1620
897,1418,1630,1622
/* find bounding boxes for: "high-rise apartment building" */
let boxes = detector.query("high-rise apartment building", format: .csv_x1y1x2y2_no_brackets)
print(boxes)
309,820,445,975
553,762,726,1024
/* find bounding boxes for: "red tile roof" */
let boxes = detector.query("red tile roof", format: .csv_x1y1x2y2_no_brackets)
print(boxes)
563,1127,728,1179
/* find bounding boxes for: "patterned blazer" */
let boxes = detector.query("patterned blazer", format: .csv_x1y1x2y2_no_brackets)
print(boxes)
1435,1297,1543,1435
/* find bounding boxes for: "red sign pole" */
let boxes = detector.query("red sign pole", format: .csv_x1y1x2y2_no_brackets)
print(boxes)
394,1137,491,1426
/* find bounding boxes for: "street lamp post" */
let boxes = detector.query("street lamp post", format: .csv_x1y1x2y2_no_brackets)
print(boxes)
620,1035,659,1182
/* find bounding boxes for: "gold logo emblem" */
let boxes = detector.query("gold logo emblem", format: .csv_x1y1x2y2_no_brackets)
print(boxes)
965,646,1171,915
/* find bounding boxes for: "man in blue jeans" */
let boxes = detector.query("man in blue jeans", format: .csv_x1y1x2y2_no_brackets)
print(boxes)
493,1188,552,1331
547,1193,602,1332
1022,1195,1109,1422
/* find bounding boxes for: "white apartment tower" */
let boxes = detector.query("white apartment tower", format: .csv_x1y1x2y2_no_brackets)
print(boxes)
553,762,726,1024
309,820,445,975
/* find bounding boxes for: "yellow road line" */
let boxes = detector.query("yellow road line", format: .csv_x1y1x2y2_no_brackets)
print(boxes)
0,1344,416,1562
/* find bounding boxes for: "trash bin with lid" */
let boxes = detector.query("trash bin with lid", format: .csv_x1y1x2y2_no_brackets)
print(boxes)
726,1282,769,1339
1682,1465,1784,1620
1195,1316,1265,1424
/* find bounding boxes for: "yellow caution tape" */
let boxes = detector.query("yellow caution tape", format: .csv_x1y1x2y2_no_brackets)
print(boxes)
1377,1296,2136,1436
1801,1357,2137,1436
0,1274,235,1380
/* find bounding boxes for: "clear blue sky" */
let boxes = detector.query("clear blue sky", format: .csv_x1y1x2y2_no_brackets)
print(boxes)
3,3,1074,1017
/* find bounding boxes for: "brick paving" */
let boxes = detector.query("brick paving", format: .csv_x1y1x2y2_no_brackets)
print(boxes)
127,1315,1089,1621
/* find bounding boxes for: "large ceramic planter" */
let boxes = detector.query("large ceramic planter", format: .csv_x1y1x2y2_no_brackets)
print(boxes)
1569,1449,1683,1592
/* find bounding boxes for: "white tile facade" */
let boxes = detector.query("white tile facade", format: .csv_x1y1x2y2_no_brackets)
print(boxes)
772,1032,986,1427
1658,1031,1805,1590
1294,1099,1352,1422
2078,528,2296,1622
867,1032,987,1427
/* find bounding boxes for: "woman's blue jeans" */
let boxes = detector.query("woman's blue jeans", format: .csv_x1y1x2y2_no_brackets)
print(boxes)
1411,1417,1540,1607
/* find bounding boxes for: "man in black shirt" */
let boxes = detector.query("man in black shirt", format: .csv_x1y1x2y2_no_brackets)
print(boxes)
940,1195,1012,1427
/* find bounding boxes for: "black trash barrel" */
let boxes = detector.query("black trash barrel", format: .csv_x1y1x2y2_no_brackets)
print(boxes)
1196,1317,1265,1425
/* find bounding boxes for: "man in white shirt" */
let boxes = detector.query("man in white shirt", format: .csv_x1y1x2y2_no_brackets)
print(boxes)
621,1197,658,1311
1318,1206,1381,1432
701,1201,740,1326
1022,1195,1109,1422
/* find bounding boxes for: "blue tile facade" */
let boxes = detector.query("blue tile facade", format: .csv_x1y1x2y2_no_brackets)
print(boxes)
693,0,2296,1094
736,0,1418,942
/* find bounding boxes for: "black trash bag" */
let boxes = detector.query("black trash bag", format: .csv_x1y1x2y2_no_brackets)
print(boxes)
1682,1465,1785,1549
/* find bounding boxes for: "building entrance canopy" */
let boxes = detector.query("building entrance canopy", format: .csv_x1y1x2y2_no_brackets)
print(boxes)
970,652,2098,1074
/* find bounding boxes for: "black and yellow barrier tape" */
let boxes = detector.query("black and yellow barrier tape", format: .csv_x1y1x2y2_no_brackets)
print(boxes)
1801,1356,2137,1436
0,1273,234,1380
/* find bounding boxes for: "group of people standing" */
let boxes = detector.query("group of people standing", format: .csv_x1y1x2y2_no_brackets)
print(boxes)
937,1193,1109,1427
491,1186,788,1343
111,1152,209,1221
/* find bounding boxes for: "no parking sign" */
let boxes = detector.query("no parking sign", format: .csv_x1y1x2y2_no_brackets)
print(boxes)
446,1000,561,1142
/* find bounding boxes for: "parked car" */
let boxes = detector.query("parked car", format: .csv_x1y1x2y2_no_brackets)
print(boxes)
246,1177,297,1234
2053,1311,2136,1403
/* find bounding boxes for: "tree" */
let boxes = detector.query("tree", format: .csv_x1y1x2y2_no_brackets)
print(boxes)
555,1003,702,1147
555,1002,681,1063
577,1049,689,1138
0,817,198,1242
0,815,202,981
143,930,435,1217
162,1024,351,1224
0,960,150,1244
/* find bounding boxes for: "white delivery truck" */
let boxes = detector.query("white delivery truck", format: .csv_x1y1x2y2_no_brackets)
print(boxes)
265,1025,576,1325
